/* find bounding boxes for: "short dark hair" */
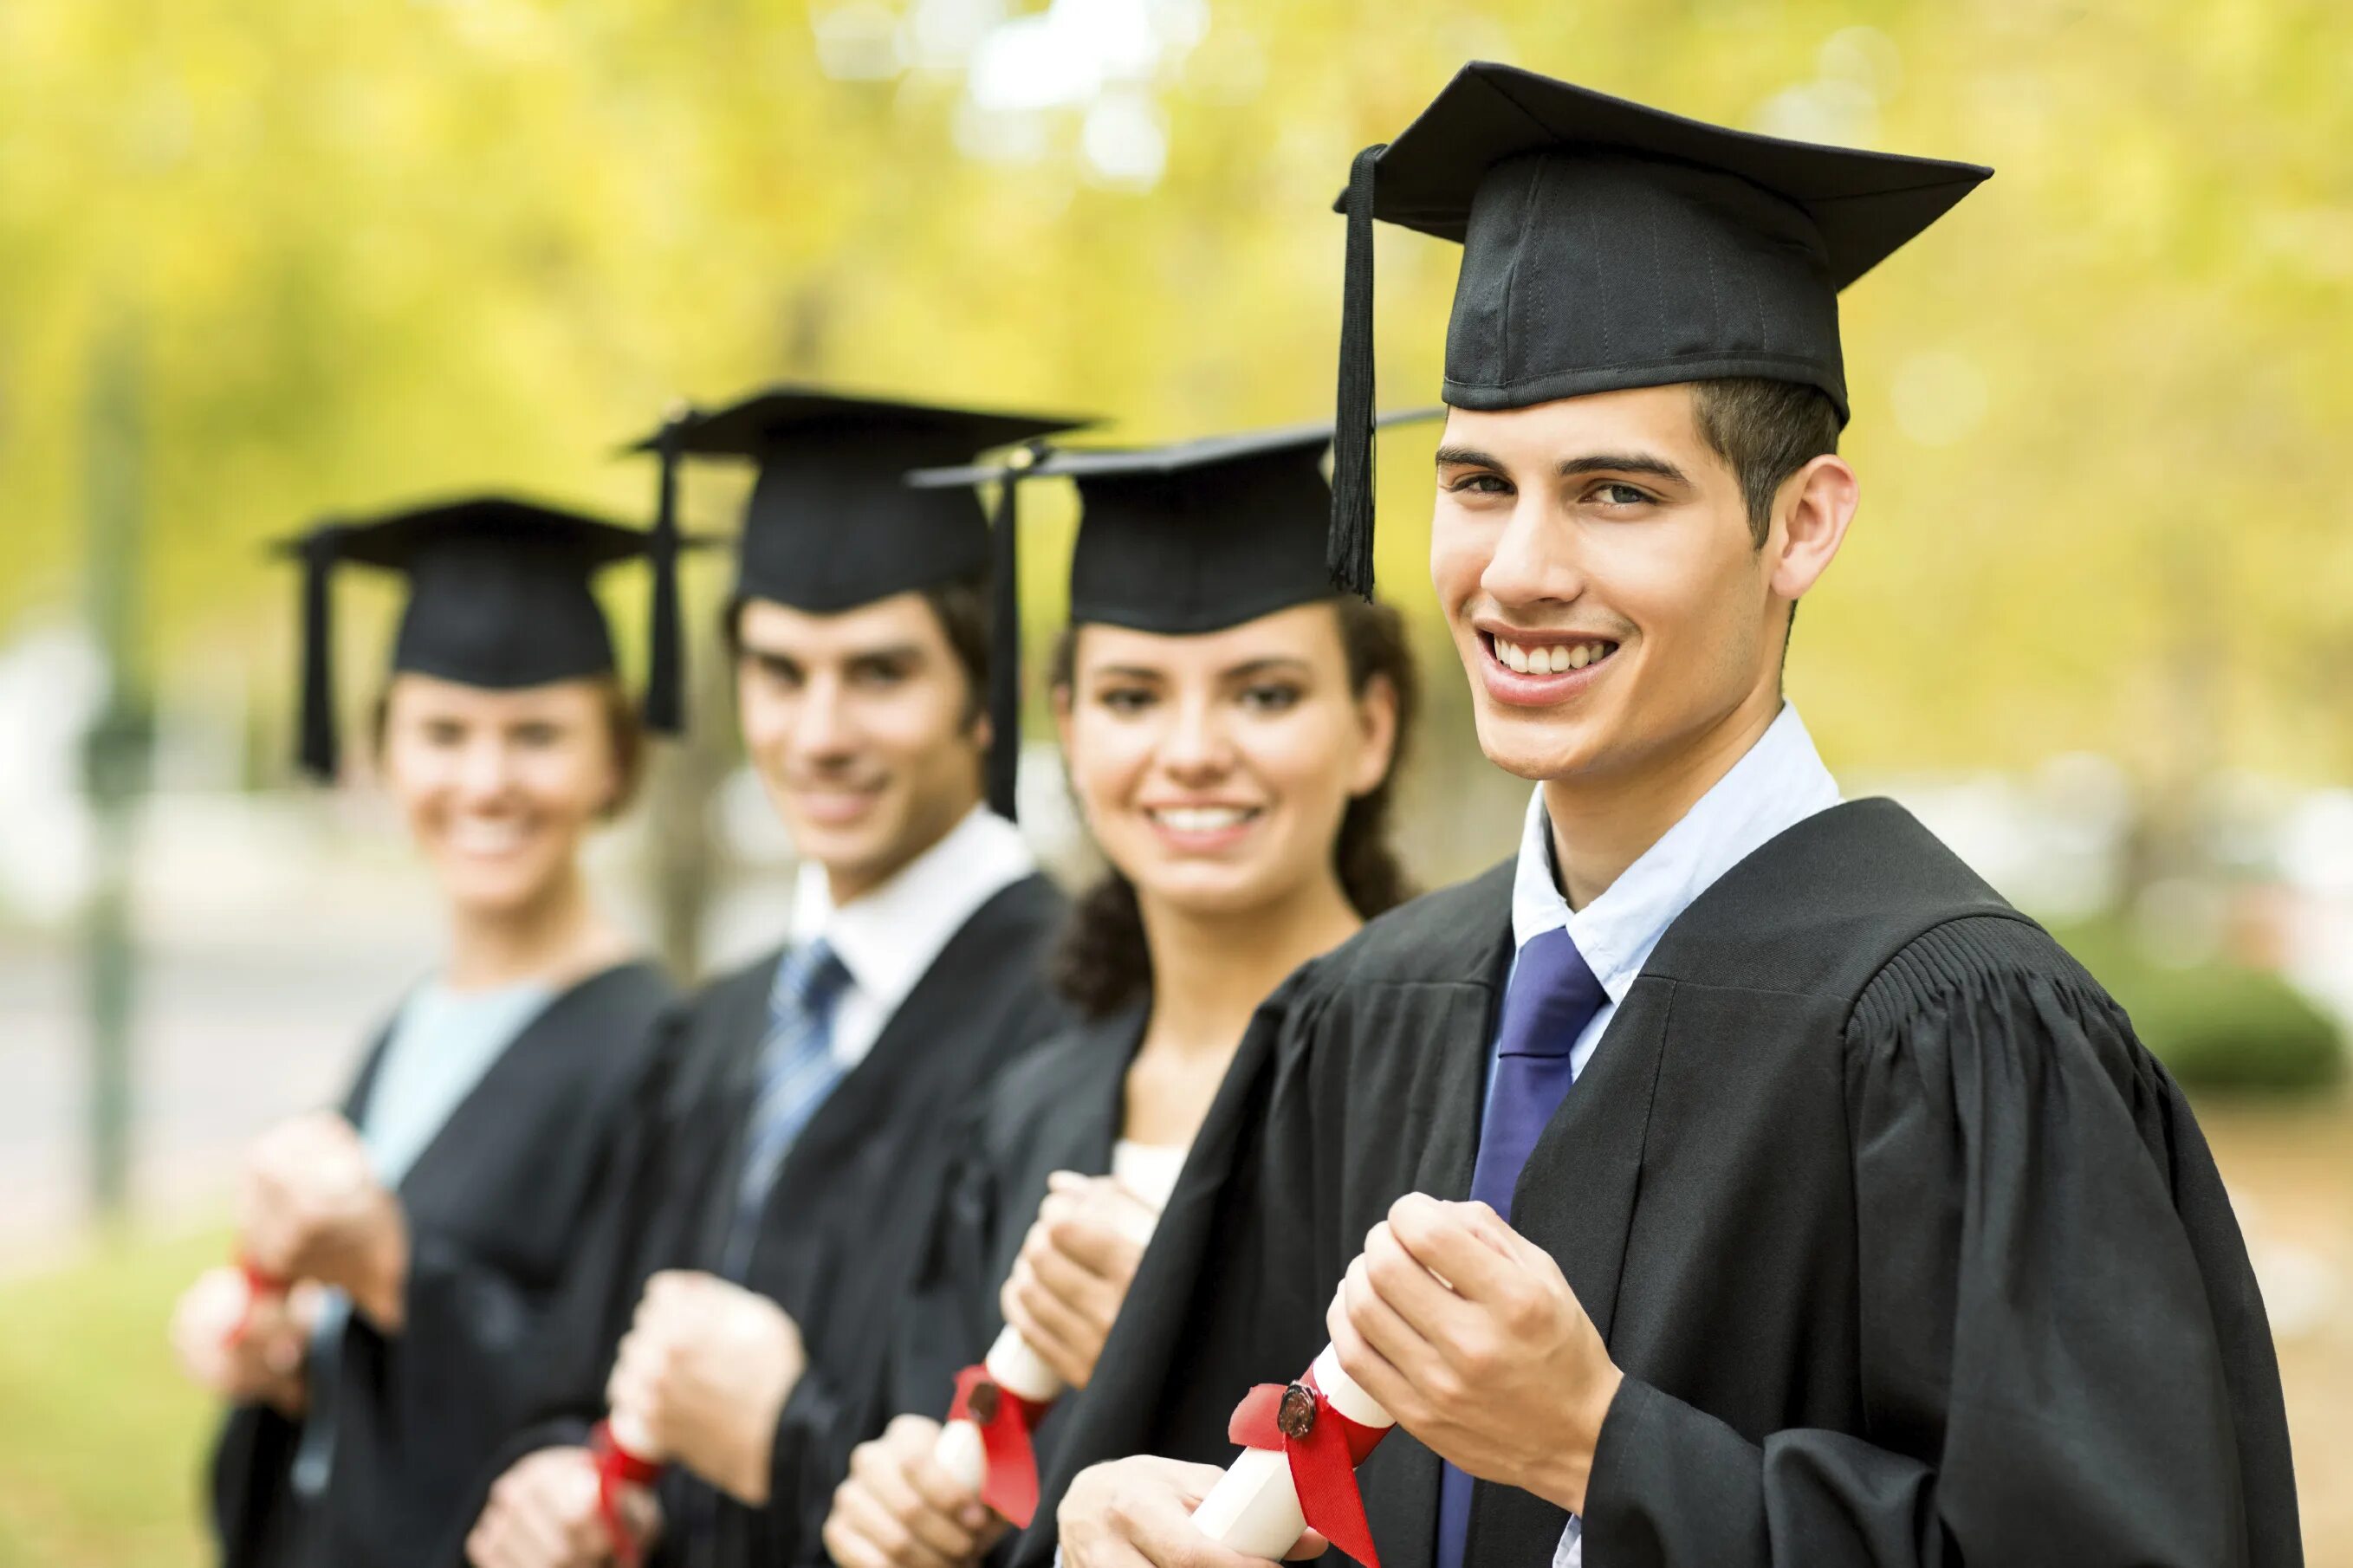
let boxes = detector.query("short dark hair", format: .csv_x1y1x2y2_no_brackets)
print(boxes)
1690,378,1843,547
723,573,993,728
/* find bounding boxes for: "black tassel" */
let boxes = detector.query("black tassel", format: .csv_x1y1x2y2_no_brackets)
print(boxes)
1327,142,1386,600
984,444,1042,821
642,410,688,735
295,525,341,783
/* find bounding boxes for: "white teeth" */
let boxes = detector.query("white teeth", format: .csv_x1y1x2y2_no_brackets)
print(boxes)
1154,807,1252,833
1495,637,1613,675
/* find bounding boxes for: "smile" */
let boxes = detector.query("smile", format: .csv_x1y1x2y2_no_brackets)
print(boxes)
447,818,531,857
1145,806,1261,833
1488,633,1617,674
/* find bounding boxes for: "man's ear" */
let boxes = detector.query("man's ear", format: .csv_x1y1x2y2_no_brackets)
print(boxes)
1768,453,1859,604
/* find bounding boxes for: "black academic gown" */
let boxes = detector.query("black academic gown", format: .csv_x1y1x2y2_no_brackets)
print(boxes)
207,958,677,1568
490,871,1070,1568
890,1004,1149,1468
1023,800,2301,1568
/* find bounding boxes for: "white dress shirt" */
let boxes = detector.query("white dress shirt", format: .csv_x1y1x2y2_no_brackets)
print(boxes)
1507,703,1842,1567
787,802,1037,1070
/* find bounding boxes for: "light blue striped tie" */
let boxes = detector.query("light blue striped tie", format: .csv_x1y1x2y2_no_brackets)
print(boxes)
721,939,852,1280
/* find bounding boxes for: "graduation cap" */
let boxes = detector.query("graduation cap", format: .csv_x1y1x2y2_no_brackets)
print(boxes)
630,386,1090,820
911,411,1437,817
280,496,672,782
1326,62,1993,595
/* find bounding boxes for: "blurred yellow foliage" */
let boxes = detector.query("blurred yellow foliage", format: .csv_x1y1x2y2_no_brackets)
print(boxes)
0,0,2347,782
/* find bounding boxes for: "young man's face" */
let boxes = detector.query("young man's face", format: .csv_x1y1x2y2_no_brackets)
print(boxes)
735,592,985,902
1429,384,1802,788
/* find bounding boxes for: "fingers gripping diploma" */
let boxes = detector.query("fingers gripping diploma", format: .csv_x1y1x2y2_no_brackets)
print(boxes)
1059,1456,1327,1568
825,1414,1008,1568
1190,1196,1621,1564
604,1270,807,1506
941,1160,1176,1526
467,1446,659,1568
1332,1195,1620,1518
236,1111,410,1329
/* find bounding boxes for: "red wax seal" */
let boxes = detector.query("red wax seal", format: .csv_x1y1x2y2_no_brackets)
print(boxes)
1227,1367,1389,1567
949,1364,1055,1527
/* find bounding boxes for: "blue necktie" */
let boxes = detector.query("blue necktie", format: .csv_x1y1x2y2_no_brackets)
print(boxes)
721,939,852,1281
1435,926,1606,1568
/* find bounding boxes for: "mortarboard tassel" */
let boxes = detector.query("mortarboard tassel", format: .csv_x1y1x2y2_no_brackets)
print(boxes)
984,444,1042,822
295,525,342,783
641,409,690,735
1327,143,1386,601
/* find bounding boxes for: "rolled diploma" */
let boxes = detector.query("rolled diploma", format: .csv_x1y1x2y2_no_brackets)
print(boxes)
936,1140,1189,1489
606,1409,658,1465
1189,1342,1397,1558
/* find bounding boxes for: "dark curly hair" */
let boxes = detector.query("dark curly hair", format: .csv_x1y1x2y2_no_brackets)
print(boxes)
1050,597,1420,1018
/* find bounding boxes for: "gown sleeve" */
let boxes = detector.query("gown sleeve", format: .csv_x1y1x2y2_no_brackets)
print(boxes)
1583,916,2287,1568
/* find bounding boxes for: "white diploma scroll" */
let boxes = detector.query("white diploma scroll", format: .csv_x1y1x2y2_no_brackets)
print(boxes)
605,1408,658,1464
1189,1340,1397,1558
936,1140,1189,1490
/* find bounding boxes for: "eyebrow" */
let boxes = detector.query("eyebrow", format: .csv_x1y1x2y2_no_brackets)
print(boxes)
1222,657,1313,681
1435,444,1692,488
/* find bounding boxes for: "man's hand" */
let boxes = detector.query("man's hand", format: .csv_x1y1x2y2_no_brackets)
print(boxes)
465,1445,659,1568
1058,1456,1326,1567
237,1111,410,1330
821,1413,1006,1568
998,1171,1154,1390
167,1265,309,1416
1330,1194,1622,1516
606,1269,806,1505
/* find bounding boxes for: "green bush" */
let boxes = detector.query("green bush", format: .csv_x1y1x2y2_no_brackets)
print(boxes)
2051,920,2345,1094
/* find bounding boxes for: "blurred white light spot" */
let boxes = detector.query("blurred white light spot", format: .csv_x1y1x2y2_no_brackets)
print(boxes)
1890,349,1989,447
1753,79,1878,145
1817,26,1902,105
1081,90,1166,186
901,0,1005,70
954,100,1055,165
814,1,905,81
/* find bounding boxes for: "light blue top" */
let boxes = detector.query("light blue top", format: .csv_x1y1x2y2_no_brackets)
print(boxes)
289,975,554,1498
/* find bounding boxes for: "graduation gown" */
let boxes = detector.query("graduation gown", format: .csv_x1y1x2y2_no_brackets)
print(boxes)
207,958,677,1568
1024,800,2301,1568
890,1004,1149,1463
492,871,1070,1568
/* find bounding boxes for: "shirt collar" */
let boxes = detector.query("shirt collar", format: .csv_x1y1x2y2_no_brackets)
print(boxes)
790,804,1037,1013
1511,703,1843,1004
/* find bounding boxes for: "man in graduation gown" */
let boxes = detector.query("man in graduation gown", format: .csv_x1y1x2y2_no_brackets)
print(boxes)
1040,66,2300,1568
460,391,1086,1568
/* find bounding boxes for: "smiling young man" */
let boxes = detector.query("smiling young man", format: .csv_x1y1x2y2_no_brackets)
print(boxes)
457,390,1085,1568
1034,66,2299,1568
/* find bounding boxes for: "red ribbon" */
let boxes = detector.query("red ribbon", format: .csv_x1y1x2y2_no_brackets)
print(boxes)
224,1260,289,1350
948,1364,1055,1527
1227,1368,1389,1568
589,1419,664,1568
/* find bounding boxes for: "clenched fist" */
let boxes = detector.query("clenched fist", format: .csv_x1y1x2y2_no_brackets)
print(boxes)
823,1413,1005,1568
606,1270,806,1505
998,1170,1157,1390
466,1444,659,1568
237,1111,409,1329
167,1266,313,1415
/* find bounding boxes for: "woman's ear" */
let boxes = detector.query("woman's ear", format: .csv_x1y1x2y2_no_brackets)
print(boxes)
1348,672,1400,799
1051,683,1076,755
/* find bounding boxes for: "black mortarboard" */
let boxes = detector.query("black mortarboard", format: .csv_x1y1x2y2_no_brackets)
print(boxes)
280,496,666,782
912,412,1436,817
1326,62,1993,594
632,386,1089,820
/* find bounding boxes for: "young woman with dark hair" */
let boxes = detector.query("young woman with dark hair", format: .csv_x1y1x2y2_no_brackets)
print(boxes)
821,424,1425,1568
